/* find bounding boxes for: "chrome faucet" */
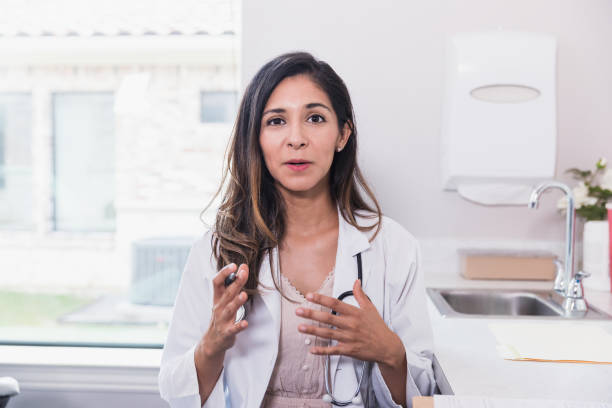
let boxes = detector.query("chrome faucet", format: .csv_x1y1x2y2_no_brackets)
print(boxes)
528,181,589,316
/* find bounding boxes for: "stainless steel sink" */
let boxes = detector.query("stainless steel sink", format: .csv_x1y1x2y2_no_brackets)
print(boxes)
427,288,612,319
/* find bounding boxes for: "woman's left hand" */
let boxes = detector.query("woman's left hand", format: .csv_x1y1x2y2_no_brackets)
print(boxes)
296,279,405,369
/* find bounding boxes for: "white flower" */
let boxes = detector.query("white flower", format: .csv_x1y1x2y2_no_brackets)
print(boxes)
574,182,598,208
596,157,607,169
558,181,597,210
601,168,612,191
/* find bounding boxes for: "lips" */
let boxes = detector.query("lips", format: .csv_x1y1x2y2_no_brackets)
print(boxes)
285,161,311,172
285,160,312,165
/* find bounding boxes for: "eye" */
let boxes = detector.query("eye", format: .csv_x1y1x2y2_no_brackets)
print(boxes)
266,117,285,126
308,114,326,123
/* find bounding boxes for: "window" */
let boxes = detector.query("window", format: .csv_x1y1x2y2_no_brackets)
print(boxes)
0,0,240,351
200,90,238,123
52,92,116,232
0,93,33,229
0,105,4,189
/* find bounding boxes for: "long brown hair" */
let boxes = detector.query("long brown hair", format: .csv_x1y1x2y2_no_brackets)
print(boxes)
201,51,382,300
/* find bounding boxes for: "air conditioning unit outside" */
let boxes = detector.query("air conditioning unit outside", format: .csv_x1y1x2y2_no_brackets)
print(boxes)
130,236,196,306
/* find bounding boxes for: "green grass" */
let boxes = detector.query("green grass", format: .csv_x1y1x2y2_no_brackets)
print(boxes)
0,290,169,346
0,290,96,326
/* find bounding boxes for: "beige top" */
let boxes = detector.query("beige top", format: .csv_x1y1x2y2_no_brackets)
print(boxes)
261,269,335,408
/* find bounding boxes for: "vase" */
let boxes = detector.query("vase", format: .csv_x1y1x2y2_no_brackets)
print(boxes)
582,220,610,291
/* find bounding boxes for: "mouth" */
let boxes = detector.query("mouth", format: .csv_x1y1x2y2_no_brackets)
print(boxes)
285,161,311,171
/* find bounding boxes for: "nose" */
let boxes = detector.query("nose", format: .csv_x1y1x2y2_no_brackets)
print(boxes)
287,122,307,149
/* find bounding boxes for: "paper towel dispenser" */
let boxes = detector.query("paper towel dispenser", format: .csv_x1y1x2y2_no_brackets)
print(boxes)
440,31,557,205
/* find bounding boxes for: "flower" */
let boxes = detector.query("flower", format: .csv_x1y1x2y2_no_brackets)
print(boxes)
557,181,598,210
560,158,612,221
596,157,607,169
574,182,599,207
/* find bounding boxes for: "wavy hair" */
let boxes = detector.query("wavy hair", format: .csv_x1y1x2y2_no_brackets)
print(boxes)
201,51,382,301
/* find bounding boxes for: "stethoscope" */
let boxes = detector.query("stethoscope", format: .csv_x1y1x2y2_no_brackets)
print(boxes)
224,253,368,406
322,252,369,406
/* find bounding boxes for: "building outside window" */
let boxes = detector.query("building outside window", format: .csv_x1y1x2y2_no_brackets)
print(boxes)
0,93,33,229
52,92,116,232
200,90,238,123
0,103,5,189
0,0,240,349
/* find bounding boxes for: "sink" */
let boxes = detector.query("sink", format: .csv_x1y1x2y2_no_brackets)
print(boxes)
427,288,612,319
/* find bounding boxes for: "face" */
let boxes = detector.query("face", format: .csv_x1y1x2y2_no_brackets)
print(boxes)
259,74,350,198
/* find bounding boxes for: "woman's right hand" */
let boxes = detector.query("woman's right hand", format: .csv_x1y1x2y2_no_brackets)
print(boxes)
200,263,250,358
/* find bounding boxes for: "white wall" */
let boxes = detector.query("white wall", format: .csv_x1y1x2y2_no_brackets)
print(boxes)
242,0,612,248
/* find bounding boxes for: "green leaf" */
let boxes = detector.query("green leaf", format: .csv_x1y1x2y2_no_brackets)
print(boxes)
576,204,607,221
588,186,612,200
565,168,591,180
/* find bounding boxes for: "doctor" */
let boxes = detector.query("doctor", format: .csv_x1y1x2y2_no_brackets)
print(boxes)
158,51,436,408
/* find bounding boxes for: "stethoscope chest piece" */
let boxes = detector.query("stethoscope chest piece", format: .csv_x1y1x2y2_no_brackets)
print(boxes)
235,304,246,323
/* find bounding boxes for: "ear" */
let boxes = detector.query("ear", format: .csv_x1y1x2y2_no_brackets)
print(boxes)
338,120,352,148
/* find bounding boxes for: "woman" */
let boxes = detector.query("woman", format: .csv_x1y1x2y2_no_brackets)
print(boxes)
158,51,436,408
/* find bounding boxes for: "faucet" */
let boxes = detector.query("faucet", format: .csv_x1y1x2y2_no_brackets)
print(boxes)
528,181,589,316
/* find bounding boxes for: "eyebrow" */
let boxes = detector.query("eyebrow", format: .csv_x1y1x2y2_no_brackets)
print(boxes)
262,102,332,117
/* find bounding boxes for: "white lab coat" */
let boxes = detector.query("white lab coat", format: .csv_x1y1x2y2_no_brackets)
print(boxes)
158,206,436,408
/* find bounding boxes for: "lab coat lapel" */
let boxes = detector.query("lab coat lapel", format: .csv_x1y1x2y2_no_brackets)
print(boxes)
257,246,281,349
329,206,372,394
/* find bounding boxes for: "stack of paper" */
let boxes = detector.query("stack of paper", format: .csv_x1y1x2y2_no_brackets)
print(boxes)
433,395,612,408
488,321,612,364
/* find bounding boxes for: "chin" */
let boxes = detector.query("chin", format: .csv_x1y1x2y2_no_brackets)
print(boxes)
277,178,321,194
282,182,317,193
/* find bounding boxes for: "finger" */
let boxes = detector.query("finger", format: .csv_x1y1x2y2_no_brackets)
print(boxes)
309,344,345,356
352,279,372,309
305,292,358,316
212,263,237,304
223,290,248,322
297,323,349,342
212,263,237,290
220,264,249,306
295,307,349,329
227,318,249,336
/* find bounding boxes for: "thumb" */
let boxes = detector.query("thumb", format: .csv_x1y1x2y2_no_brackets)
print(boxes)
353,279,370,309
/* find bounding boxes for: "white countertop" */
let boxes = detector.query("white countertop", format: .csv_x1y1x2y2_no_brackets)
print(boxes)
425,274,612,403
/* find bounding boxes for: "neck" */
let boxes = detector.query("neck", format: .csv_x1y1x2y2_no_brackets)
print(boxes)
278,179,338,239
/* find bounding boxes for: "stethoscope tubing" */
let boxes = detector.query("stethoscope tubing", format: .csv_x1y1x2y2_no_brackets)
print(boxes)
228,253,370,405
324,252,369,407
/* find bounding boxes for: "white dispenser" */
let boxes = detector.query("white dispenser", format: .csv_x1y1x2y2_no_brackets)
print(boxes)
440,31,557,205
